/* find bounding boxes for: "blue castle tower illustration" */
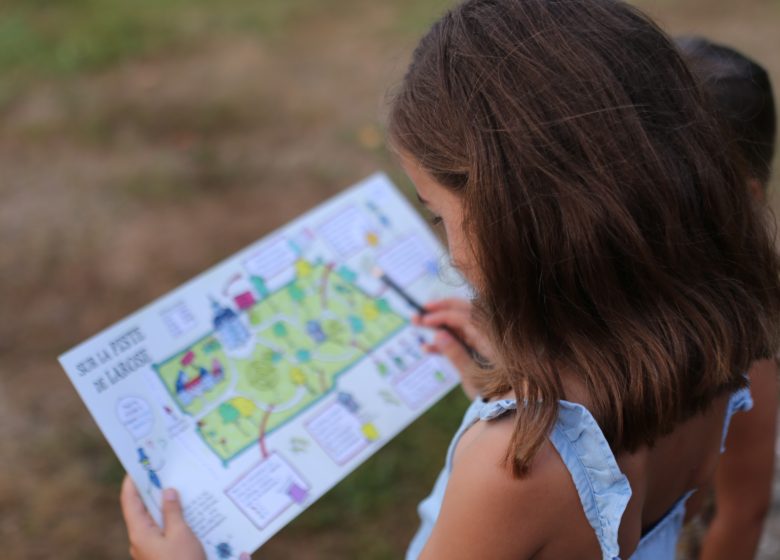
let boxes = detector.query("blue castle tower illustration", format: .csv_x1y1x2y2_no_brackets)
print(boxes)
210,297,250,350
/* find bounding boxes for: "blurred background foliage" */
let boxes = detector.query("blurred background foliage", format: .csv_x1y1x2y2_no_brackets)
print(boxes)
0,1,778,559
0,0,441,106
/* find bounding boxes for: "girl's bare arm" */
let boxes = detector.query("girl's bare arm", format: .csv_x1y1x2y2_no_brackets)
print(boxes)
699,358,778,560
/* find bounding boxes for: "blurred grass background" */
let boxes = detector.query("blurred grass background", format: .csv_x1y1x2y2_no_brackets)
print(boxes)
0,1,778,559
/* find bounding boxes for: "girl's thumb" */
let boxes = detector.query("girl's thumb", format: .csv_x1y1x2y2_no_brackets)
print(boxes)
162,488,186,533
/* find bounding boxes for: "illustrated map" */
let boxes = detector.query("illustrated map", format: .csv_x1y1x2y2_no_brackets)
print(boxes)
59,173,469,559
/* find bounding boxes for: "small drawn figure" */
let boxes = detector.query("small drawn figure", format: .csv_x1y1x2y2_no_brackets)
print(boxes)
376,361,389,377
137,447,162,490
337,391,360,414
290,436,310,453
215,542,233,560
306,320,327,344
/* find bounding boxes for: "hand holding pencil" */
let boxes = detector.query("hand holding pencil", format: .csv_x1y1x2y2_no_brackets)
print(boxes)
412,298,494,366
412,299,495,400
372,267,492,368
373,259,495,400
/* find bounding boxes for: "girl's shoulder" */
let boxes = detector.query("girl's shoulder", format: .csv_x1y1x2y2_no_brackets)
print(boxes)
420,410,600,559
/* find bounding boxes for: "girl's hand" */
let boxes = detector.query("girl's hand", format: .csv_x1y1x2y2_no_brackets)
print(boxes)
413,298,495,399
120,475,247,560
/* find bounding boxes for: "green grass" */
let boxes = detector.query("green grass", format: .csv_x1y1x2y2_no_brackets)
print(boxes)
0,0,327,107
0,0,297,74
0,0,453,84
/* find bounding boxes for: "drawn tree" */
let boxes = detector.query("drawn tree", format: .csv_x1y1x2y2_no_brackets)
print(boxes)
251,275,270,299
218,402,247,436
233,397,258,419
288,282,306,303
246,354,278,394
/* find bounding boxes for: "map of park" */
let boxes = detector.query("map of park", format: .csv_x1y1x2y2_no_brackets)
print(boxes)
154,260,407,464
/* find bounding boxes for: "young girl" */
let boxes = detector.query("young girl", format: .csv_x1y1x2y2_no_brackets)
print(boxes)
413,31,780,560
673,36,778,560
120,1,780,558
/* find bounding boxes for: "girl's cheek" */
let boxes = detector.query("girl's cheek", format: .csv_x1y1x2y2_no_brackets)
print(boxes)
447,240,479,286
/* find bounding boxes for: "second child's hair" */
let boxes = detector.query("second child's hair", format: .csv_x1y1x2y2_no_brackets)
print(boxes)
389,0,780,476
676,36,777,186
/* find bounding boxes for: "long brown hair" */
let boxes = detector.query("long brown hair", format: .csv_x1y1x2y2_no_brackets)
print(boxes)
388,0,780,476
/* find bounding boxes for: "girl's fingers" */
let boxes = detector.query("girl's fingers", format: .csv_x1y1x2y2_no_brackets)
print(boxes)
424,298,472,313
120,475,161,541
418,309,470,333
420,309,485,343
413,310,469,328
421,313,495,363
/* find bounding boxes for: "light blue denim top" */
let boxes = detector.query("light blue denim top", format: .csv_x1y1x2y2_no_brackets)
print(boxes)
406,388,753,560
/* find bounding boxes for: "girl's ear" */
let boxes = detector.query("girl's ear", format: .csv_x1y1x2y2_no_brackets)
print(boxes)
747,177,766,202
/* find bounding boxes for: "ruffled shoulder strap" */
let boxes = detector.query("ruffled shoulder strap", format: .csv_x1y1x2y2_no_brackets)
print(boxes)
473,397,630,559
720,386,753,452
548,400,632,560
476,398,518,420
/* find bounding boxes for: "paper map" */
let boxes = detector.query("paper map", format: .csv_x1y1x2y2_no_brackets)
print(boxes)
58,173,469,559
